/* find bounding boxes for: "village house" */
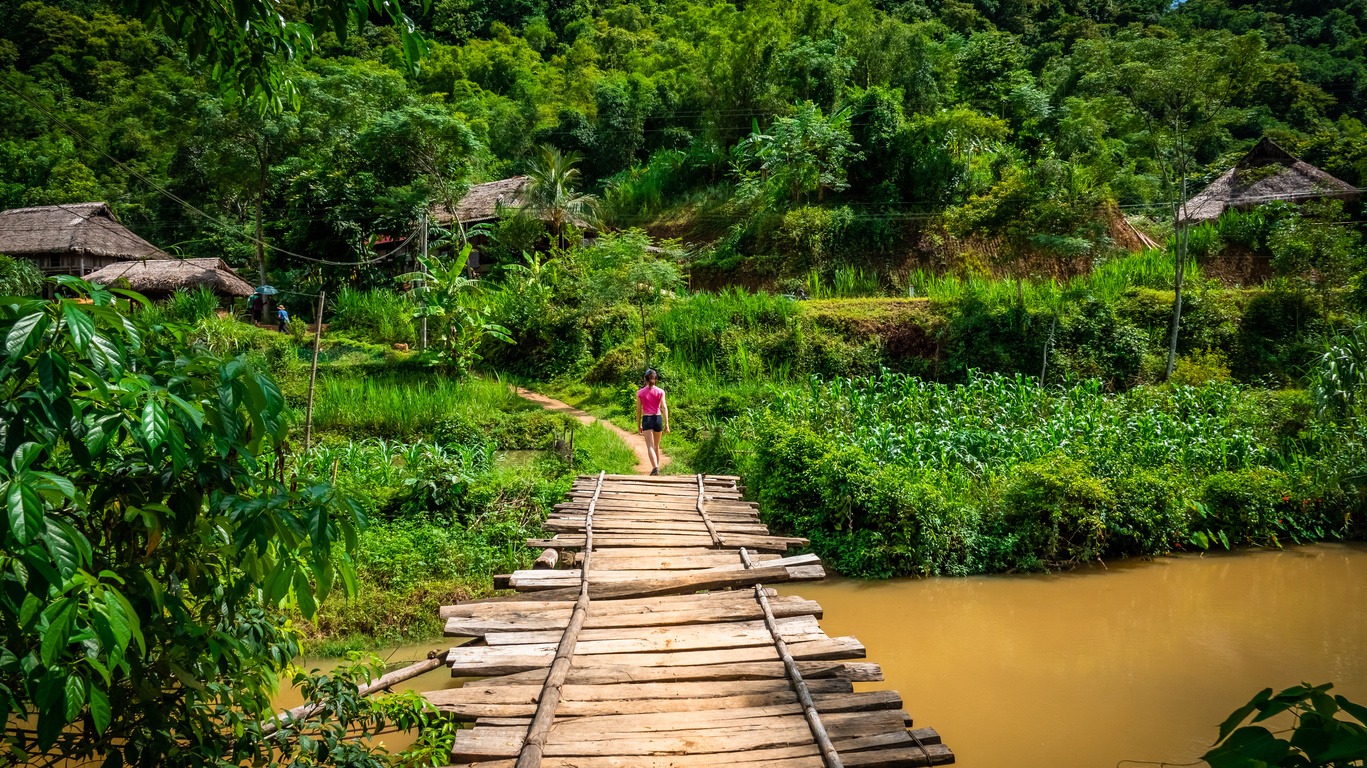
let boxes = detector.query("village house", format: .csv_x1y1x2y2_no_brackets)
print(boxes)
0,202,167,276
84,257,254,301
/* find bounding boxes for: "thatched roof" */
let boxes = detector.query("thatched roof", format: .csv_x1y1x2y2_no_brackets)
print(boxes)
1179,138,1359,225
86,258,254,298
0,202,168,260
434,177,531,225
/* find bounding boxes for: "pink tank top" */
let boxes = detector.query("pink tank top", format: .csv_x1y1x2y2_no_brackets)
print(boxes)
637,385,664,415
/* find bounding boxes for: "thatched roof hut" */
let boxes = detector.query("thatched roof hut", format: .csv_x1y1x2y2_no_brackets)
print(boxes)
433,177,531,226
1179,138,1359,225
85,258,253,299
0,202,168,275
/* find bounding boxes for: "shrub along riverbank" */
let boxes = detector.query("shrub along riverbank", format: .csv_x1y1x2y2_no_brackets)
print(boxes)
696,373,1364,577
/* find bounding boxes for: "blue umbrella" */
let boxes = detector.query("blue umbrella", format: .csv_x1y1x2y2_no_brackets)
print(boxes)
255,285,278,296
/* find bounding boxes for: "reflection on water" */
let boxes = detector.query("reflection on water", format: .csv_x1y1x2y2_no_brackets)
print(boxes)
783,543,1367,768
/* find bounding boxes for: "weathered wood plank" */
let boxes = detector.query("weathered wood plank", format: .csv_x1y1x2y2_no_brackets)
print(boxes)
444,596,824,637
481,615,825,649
450,710,909,758
506,558,824,589
462,660,883,687
442,588,785,619
431,689,899,721
448,636,864,677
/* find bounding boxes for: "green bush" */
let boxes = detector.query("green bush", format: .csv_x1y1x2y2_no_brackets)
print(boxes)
1231,284,1327,384
1108,470,1187,555
1170,348,1232,386
1200,468,1289,545
1000,457,1113,570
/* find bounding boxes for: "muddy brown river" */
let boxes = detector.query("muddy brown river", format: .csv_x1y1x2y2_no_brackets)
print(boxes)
786,543,1367,767
287,543,1367,765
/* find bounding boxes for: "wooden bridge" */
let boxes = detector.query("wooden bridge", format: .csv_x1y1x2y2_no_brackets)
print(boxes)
426,473,954,768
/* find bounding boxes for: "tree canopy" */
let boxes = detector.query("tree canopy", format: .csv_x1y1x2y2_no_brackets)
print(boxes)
0,0,1363,290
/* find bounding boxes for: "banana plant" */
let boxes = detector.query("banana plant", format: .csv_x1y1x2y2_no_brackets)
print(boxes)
396,244,513,376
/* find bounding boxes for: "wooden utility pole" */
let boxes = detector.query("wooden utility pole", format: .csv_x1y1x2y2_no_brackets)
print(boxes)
420,210,429,351
303,290,325,451
1165,166,1191,381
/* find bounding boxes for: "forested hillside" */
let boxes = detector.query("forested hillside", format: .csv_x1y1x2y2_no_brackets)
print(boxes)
2,0,1365,289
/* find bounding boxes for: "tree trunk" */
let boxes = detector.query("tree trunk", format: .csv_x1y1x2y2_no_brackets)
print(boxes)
255,146,269,293
640,300,649,369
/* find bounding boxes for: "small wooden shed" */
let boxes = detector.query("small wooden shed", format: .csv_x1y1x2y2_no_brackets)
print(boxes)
1179,138,1359,224
0,202,168,276
85,257,254,300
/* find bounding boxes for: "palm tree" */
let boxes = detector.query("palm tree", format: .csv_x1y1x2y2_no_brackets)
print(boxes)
525,145,598,250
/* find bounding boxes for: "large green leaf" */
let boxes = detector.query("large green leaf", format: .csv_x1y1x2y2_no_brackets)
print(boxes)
87,687,110,734
1217,688,1274,743
293,569,317,619
63,675,84,723
45,520,85,580
40,599,77,667
1336,695,1367,725
141,399,169,450
61,303,95,350
6,478,44,545
5,310,48,357
1204,726,1292,767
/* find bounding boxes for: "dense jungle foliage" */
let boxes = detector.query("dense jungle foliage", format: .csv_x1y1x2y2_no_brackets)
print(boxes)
2,0,1367,290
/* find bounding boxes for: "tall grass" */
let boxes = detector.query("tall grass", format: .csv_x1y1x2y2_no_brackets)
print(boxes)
330,286,416,346
572,422,639,475
656,287,800,365
142,286,221,326
311,374,527,435
805,267,882,299
908,249,1202,306
602,150,686,225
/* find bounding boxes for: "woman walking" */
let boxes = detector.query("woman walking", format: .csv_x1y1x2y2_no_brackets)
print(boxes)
636,369,669,476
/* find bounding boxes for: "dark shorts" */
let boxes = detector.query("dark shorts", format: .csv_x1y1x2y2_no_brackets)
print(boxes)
641,414,663,432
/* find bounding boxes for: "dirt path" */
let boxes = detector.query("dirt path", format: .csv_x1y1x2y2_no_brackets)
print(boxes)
514,387,669,475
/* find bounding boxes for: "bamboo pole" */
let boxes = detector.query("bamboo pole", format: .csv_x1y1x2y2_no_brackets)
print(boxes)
263,648,450,736
515,471,604,768
303,290,325,452
740,546,844,768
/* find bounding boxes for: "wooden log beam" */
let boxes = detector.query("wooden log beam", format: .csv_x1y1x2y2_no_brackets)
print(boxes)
533,549,559,570
742,546,844,768
696,473,722,546
513,470,603,768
